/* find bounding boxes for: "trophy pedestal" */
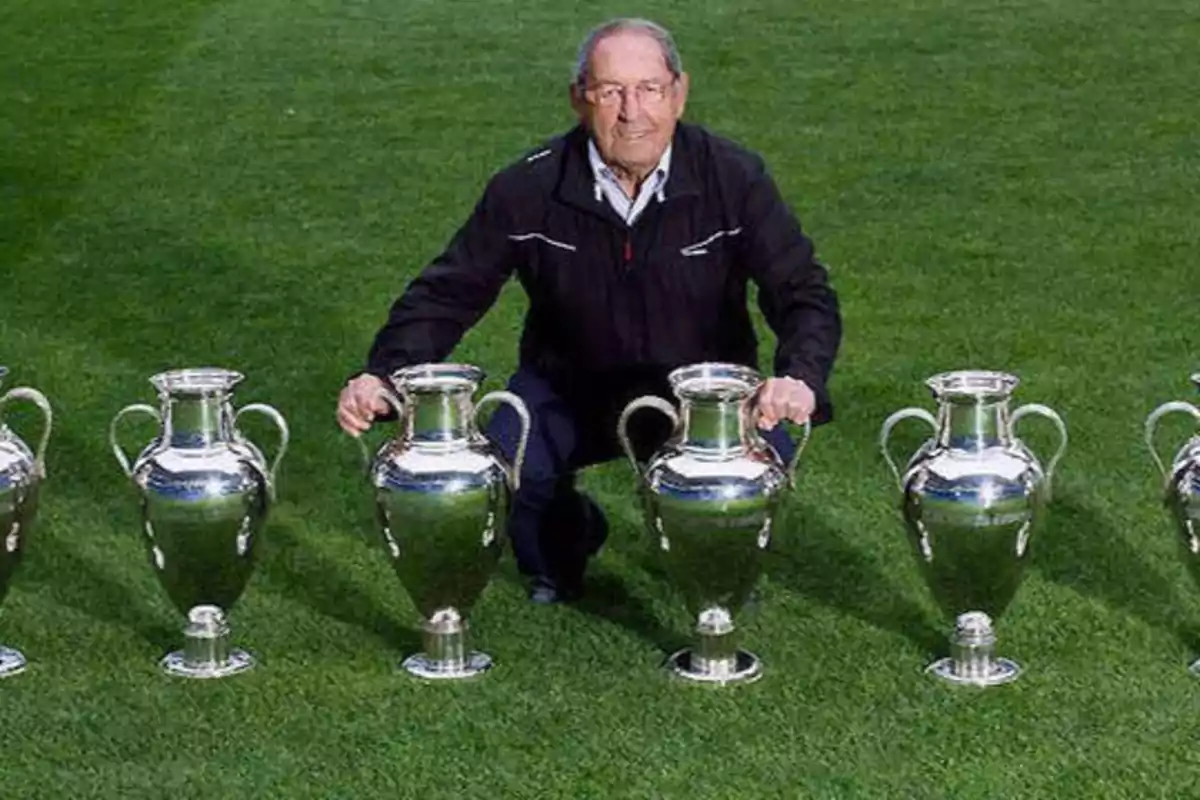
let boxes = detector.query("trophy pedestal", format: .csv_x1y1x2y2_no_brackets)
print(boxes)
667,648,762,685
928,611,1021,687
402,651,493,680
667,606,763,686
0,645,27,678
402,608,492,680
161,605,255,680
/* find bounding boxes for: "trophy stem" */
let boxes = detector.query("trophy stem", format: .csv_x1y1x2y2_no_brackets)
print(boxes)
928,611,1021,687
667,606,762,686
0,644,27,678
401,608,492,680
161,604,254,679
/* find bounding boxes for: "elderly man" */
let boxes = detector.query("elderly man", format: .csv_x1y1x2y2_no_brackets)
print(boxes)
337,18,842,603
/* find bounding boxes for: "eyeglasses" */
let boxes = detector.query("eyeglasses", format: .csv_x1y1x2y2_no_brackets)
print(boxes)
583,78,677,108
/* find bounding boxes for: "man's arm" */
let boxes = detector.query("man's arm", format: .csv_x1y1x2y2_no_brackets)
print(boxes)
364,175,519,378
740,160,843,424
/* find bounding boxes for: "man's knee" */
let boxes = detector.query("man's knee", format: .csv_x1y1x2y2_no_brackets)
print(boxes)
483,368,578,499
762,423,799,467
513,472,577,512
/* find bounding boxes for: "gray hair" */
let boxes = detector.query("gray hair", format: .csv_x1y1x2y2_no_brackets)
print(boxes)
573,18,683,87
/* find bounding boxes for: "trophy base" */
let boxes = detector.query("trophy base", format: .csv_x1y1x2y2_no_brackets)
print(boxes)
401,651,493,680
160,648,255,680
666,648,763,686
0,645,27,678
926,656,1021,687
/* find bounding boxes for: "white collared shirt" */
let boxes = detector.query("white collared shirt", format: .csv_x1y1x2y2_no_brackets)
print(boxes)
587,139,671,226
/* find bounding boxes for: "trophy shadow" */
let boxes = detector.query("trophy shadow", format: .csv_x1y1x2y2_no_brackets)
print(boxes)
572,565,692,657
1034,490,1197,650
763,502,945,657
14,420,180,652
22,528,179,653
255,522,421,656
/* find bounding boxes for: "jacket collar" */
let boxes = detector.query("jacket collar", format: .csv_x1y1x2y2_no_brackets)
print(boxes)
555,123,701,220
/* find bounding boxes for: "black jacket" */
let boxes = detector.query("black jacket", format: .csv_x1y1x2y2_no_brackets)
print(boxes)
365,122,843,422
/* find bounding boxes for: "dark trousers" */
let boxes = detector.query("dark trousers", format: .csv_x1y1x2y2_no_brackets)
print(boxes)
485,368,799,583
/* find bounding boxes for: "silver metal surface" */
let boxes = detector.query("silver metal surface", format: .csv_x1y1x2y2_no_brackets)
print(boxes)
362,363,529,680
111,367,288,679
0,366,53,679
159,605,255,679
926,611,1021,687
881,369,1066,686
619,362,810,685
1145,373,1200,674
0,645,27,677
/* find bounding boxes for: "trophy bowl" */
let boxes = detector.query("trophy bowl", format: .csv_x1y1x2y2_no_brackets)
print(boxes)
110,367,288,679
358,363,529,680
880,370,1067,686
618,363,809,686
0,366,53,678
1144,373,1200,674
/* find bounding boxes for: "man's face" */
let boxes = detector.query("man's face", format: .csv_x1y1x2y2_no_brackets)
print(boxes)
571,30,689,177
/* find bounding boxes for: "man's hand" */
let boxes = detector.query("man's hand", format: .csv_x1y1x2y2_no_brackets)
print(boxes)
337,373,391,436
756,376,815,430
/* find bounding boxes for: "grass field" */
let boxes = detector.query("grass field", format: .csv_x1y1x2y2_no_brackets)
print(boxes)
3,0,1200,796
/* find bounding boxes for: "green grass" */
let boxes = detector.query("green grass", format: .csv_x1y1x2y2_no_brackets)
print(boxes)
3,0,1200,796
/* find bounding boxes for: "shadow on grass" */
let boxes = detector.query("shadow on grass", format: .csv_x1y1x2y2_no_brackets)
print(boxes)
1034,490,1197,652
570,565,691,657
563,502,942,661
21,526,179,654
764,502,945,657
6,416,186,653
254,522,420,656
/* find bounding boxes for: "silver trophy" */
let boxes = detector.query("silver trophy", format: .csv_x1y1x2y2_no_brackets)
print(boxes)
110,368,288,679
1144,373,1200,675
618,363,809,686
0,367,52,678
359,363,529,680
880,370,1067,686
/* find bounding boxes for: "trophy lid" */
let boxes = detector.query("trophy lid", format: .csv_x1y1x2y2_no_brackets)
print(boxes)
150,367,245,396
926,370,1019,402
668,362,762,401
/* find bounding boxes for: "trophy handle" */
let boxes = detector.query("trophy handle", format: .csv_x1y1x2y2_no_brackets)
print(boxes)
879,407,938,491
474,390,531,492
0,387,53,479
618,395,680,482
234,403,291,488
352,388,406,474
745,394,813,491
783,419,813,490
1144,400,1200,478
1010,403,1068,501
110,403,162,478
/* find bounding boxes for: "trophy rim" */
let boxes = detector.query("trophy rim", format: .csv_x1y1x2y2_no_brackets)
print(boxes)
926,369,1019,401
668,362,763,400
150,367,245,396
391,362,485,393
